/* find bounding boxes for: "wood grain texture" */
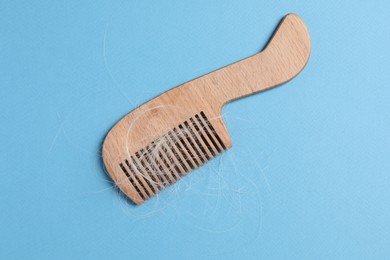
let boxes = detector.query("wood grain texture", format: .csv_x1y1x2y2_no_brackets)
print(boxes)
102,14,311,205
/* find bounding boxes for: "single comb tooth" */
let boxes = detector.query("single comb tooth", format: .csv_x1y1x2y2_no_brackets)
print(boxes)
195,113,224,153
184,120,213,161
167,131,196,171
127,158,153,198
190,117,219,157
161,142,184,178
164,135,191,174
136,149,160,193
124,159,149,200
175,126,204,167
119,162,145,201
200,111,227,150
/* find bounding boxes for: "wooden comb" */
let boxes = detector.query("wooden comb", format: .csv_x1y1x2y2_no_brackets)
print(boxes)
102,14,311,205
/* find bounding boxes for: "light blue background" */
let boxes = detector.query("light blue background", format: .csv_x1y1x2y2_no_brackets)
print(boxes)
1,1,389,259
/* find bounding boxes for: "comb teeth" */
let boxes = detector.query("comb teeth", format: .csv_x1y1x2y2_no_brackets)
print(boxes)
118,111,226,202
